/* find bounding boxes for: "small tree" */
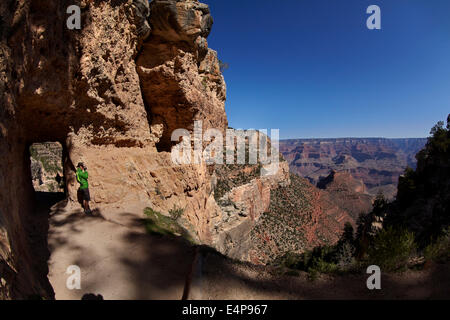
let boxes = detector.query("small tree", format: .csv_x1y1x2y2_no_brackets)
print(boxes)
396,167,418,209
335,223,357,269
367,226,416,271
428,118,450,154
372,191,388,217
169,205,184,221
341,222,354,244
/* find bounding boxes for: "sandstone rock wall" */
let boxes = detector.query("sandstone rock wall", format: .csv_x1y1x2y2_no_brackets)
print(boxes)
0,0,288,298
136,0,227,151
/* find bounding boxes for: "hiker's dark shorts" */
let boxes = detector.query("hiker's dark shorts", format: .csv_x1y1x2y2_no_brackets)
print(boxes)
80,188,90,201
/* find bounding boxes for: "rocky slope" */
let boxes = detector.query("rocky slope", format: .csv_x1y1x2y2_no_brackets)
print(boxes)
245,172,372,265
211,160,291,261
280,138,427,199
317,171,373,220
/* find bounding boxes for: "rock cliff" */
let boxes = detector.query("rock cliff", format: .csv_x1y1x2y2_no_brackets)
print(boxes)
0,0,288,298
0,0,382,299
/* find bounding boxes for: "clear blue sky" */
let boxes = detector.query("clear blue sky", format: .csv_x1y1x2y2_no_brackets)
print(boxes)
203,0,450,139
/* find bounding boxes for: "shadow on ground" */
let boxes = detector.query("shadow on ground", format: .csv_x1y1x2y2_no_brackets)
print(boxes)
197,249,450,300
41,196,450,300
46,202,195,299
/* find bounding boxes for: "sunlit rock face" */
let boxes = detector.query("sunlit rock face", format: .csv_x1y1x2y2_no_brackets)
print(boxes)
137,0,227,152
0,0,287,298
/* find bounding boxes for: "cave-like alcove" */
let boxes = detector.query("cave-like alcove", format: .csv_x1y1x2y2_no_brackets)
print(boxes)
29,142,65,198
25,141,68,299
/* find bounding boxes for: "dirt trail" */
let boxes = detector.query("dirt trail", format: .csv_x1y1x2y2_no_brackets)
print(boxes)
191,252,450,300
43,197,450,300
46,200,194,300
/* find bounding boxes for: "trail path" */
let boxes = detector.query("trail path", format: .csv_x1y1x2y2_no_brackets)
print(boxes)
194,253,450,300
46,200,194,300
45,198,450,300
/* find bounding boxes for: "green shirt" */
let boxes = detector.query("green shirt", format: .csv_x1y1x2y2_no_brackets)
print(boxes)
76,168,89,189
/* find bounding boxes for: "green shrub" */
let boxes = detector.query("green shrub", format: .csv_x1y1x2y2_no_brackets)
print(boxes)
201,76,208,90
144,208,195,244
307,268,319,281
273,224,359,276
48,183,56,193
335,241,356,270
424,227,450,263
367,226,416,271
275,251,303,269
397,167,418,207
169,205,184,221
310,258,339,274
275,246,340,277
372,192,388,217
333,223,357,270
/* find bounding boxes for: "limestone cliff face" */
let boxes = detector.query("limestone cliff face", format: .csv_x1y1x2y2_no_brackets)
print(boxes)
137,0,227,151
62,0,228,245
0,0,287,298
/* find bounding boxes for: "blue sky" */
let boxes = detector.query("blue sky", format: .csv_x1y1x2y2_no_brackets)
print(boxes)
203,0,450,139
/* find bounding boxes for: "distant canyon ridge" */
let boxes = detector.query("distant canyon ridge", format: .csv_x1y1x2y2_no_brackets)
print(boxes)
280,138,427,199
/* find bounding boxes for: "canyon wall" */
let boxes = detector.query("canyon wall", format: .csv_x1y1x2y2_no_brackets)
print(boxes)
280,138,427,199
1,0,378,299
0,0,289,298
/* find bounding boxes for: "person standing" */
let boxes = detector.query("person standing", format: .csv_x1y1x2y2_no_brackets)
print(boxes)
76,162,92,215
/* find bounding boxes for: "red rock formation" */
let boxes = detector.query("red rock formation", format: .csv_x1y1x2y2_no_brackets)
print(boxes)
280,138,426,199
317,171,373,221
247,172,373,265
212,161,291,259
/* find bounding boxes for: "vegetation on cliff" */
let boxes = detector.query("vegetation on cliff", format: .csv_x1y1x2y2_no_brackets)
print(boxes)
249,174,312,263
273,115,450,277
213,163,262,202
386,114,450,245
144,208,196,244
246,171,366,265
